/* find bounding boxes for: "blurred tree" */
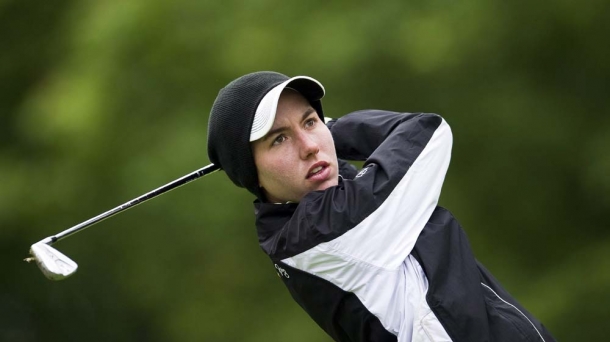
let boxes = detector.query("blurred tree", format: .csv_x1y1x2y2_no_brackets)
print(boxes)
1,0,608,341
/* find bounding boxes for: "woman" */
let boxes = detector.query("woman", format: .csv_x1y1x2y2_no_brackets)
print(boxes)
206,71,555,342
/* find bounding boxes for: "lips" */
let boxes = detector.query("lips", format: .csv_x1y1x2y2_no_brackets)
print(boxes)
306,161,329,179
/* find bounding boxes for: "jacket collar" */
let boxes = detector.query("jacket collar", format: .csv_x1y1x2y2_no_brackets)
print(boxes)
253,176,345,244
254,200,298,244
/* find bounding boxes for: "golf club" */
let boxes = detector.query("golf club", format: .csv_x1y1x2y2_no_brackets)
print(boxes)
25,163,221,281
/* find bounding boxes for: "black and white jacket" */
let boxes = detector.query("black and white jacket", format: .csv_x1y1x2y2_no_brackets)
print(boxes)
254,110,555,342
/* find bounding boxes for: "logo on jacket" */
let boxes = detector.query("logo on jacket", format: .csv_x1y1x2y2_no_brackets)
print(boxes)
274,264,290,279
355,166,370,179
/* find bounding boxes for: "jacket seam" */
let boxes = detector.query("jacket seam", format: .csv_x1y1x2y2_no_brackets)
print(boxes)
481,283,545,342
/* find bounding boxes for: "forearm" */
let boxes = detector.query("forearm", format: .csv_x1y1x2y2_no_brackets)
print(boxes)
327,110,423,161
291,111,453,270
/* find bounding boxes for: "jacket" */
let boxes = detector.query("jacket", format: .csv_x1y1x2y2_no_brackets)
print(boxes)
254,110,555,342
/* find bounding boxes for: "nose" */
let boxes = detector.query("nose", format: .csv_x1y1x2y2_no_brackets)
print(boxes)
298,132,320,160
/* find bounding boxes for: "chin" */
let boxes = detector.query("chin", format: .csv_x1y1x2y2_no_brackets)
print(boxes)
316,179,338,192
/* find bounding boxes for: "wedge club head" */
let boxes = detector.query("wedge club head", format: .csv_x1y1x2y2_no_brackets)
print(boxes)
26,242,78,281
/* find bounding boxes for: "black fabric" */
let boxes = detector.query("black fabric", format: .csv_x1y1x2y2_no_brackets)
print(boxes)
255,111,444,341
207,71,325,200
275,261,397,342
256,111,442,260
337,158,359,180
477,261,555,342
411,207,556,342
255,109,556,341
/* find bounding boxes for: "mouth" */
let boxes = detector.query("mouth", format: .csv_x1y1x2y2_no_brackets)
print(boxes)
306,161,330,180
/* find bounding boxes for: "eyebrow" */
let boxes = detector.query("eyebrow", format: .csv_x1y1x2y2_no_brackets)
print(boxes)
261,107,316,141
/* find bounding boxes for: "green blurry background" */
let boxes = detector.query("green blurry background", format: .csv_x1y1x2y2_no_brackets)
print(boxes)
2,0,608,340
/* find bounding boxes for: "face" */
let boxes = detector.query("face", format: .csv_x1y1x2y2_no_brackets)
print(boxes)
251,89,339,203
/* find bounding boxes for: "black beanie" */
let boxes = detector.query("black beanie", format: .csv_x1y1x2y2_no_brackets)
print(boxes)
207,71,325,200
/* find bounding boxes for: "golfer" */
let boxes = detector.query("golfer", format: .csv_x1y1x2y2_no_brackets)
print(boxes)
207,71,555,342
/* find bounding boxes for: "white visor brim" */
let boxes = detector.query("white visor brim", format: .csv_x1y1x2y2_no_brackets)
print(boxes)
249,76,325,142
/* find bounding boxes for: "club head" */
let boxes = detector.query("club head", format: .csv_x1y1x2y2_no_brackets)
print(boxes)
26,243,78,281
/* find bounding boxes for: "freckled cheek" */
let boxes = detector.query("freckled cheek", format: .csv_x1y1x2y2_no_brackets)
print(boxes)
320,133,337,157
261,152,298,182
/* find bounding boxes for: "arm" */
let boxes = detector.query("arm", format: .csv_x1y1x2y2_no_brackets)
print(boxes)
265,110,452,341
326,110,424,162
291,110,453,269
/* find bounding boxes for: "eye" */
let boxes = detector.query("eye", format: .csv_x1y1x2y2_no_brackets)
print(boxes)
272,134,287,146
304,117,317,128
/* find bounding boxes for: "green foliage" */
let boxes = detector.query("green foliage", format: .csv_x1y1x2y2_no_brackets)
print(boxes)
1,0,608,340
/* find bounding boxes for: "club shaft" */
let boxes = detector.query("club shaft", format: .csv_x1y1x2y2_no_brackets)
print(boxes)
40,164,220,246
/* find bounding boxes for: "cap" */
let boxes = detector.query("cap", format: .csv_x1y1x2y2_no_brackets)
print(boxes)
250,76,325,141
207,71,325,200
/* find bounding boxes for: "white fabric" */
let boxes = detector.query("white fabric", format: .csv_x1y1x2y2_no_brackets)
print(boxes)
282,119,453,341
250,76,325,142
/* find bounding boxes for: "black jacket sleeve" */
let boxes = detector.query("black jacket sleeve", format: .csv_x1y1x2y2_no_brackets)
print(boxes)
327,110,424,161
275,110,453,268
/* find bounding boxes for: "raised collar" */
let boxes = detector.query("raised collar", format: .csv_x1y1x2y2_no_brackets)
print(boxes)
253,200,298,244
253,175,345,242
